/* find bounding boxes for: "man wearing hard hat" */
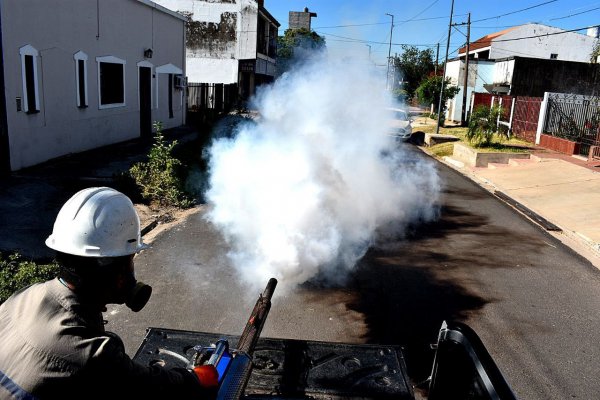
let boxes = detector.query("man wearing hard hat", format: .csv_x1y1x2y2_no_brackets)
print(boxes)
0,187,217,399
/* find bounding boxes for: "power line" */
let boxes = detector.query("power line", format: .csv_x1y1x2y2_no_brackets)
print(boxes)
396,0,440,27
316,31,438,47
313,22,388,29
473,0,558,23
550,6,600,21
313,13,468,29
492,24,600,42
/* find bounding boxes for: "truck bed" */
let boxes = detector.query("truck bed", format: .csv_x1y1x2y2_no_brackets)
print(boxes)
133,327,415,399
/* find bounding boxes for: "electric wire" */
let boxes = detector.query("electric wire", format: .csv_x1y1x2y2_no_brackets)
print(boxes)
472,0,559,23
550,6,600,21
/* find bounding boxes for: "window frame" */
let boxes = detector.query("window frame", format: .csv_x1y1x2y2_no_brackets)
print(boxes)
96,55,126,109
155,63,182,112
74,51,88,108
19,45,40,114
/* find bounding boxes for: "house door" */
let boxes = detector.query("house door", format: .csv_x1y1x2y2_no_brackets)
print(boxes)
139,66,152,139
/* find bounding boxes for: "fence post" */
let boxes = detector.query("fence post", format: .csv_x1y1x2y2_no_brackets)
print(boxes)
508,97,516,138
497,97,503,130
536,92,550,145
469,91,475,116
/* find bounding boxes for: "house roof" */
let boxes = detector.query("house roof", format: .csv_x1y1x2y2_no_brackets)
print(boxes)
259,6,281,27
458,26,517,55
136,0,187,21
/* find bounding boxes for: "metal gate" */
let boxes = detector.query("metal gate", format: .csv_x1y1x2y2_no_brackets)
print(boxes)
543,93,600,156
187,83,238,112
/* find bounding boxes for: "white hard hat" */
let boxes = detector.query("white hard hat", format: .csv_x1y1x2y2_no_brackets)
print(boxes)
46,187,148,257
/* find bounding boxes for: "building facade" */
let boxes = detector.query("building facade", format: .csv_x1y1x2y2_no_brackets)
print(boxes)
0,0,187,172
156,0,279,101
459,23,598,62
288,8,317,30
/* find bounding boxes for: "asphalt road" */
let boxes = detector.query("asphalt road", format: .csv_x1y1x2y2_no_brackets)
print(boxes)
105,146,600,400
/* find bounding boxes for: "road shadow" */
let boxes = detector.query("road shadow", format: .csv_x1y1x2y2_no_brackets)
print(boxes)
307,196,548,383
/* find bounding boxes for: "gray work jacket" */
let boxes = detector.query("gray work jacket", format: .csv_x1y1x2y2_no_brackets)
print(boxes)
0,278,204,400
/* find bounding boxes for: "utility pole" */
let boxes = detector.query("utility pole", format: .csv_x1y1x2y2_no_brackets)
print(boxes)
460,12,471,126
435,0,455,135
385,13,394,90
434,42,440,75
366,44,372,63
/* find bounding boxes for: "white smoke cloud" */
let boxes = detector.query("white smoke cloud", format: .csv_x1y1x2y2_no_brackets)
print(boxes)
204,54,440,292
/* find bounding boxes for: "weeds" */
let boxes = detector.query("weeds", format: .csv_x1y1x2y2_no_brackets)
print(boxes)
466,105,508,147
0,253,59,304
129,122,194,208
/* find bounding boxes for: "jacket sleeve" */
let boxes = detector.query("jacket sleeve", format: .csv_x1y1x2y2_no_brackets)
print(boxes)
75,332,213,399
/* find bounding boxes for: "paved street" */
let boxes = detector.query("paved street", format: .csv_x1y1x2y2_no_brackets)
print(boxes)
105,147,600,400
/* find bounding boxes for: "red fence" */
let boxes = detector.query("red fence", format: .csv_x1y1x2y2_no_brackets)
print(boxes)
470,92,600,154
471,93,512,120
472,93,494,110
512,96,542,143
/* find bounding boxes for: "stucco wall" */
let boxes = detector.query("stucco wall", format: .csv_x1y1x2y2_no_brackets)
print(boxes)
155,0,259,83
187,58,238,83
490,24,597,63
493,59,515,86
445,60,461,85
2,0,186,171
474,61,494,92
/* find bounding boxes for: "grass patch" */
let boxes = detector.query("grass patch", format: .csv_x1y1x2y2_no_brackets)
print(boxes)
415,123,535,156
429,142,455,157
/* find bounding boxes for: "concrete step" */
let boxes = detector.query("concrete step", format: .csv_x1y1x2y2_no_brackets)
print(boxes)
508,158,534,166
487,162,510,169
442,156,465,169
530,154,548,162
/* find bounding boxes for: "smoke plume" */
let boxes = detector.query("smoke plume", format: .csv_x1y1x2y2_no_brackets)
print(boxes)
204,54,440,292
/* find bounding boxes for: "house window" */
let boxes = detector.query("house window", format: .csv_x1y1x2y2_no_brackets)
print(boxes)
550,53,558,59
19,45,40,113
168,74,173,118
74,51,88,108
96,56,126,109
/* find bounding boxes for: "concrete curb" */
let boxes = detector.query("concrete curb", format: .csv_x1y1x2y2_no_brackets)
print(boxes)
140,219,159,237
493,191,562,231
419,146,600,257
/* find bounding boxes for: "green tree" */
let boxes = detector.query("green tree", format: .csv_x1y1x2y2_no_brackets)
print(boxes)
276,28,326,75
416,74,460,123
391,45,434,99
466,105,507,147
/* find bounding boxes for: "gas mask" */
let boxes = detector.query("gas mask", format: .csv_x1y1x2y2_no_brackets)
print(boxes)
126,281,152,312
100,257,152,312
125,273,152,312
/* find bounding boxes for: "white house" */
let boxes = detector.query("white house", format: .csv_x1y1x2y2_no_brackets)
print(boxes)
0,0,187,172
445,59,495,123
155,0,279,100
443,23,599,122
460,23,598,62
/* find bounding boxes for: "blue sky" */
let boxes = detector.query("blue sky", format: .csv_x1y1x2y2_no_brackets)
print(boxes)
264,0,600,65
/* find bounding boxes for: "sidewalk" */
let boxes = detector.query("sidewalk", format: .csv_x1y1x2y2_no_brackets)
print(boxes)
0,126,198,260
438,148,600,263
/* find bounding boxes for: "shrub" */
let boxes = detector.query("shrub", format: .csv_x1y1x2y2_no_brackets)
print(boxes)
129,122,193,208
0,253,59,304
466,105,508,147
